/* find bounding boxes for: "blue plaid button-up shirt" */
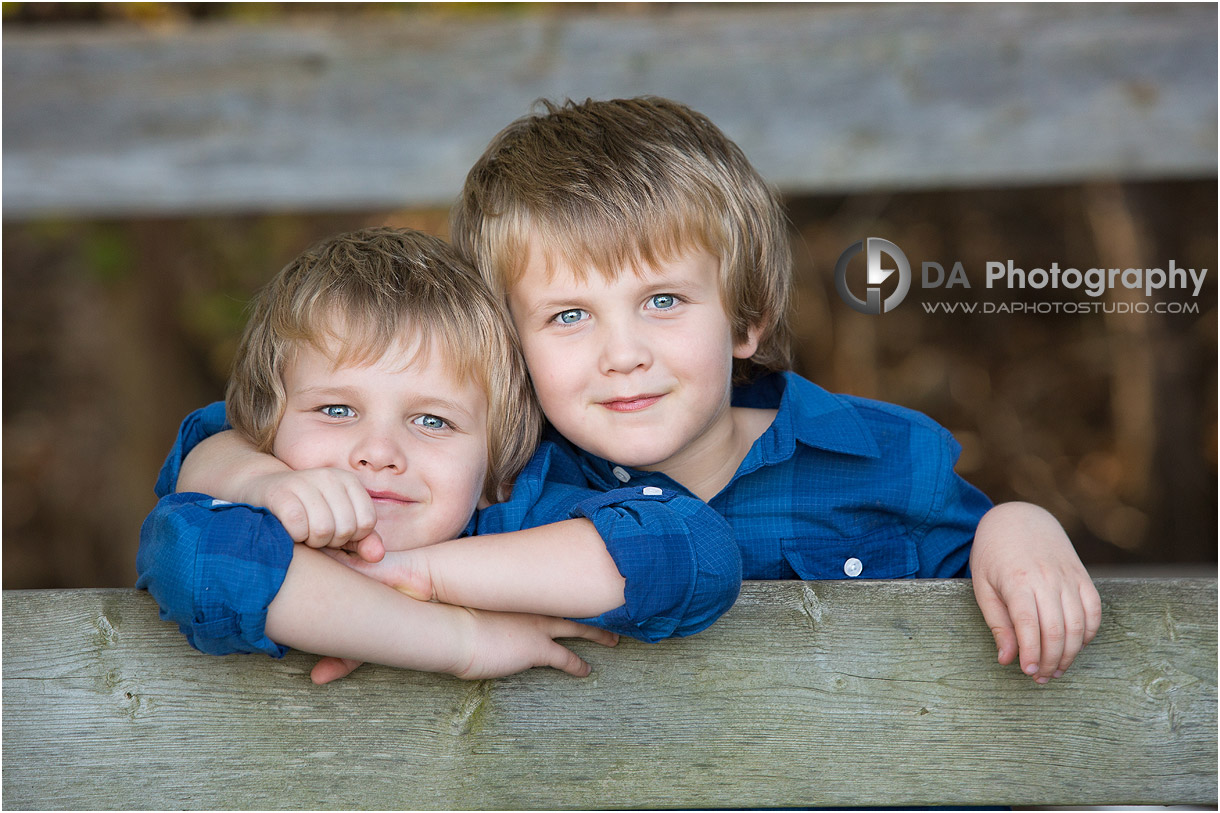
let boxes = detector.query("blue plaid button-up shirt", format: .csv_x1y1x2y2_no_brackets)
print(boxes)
496,371,991,583
137,371,988,658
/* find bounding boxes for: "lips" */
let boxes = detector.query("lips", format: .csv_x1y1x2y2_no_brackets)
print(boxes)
366,489,416,506
599,394,664,413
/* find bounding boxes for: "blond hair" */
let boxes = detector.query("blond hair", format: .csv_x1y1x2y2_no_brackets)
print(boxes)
451,96,792,383
226,227,540,502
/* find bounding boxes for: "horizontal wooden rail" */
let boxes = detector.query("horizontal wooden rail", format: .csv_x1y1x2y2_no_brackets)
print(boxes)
3,579,1216,809
3,4,1216,219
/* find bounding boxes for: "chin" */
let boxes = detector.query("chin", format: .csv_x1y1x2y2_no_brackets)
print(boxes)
608,447,677,471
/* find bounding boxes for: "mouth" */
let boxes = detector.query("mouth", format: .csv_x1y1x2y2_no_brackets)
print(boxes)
367,490,417,506
598,394,664,413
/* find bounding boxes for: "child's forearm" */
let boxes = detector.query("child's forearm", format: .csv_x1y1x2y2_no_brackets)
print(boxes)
418,519,627,617
266,546,471,674
178,430,289,498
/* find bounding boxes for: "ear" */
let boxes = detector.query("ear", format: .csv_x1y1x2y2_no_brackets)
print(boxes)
732,321,764,360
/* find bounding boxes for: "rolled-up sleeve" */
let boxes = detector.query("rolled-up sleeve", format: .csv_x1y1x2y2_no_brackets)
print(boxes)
155,401,230,498
136,492,293,657
478,443,741,642
567,486,741,642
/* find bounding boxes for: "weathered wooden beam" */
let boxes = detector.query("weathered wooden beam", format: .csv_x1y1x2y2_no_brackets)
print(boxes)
3,4,1216,220
2,579,1215,809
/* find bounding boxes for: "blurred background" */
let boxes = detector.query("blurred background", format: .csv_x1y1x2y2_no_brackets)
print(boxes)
3,2,1216,589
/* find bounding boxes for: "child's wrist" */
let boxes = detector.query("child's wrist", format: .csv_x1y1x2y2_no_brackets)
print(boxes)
447,607,482,678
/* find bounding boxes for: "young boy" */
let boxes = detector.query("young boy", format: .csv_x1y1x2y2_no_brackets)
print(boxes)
167,98,1101,685
363,96,1100,684
137,226,621,681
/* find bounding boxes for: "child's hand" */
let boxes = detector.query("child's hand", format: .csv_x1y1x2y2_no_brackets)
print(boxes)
309,612,618,684
454,609,619,679
322,547,433,600
245,468,385,562
970,502,1102,683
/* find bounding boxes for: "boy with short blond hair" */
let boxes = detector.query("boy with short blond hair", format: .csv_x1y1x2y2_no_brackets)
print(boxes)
410,96,1100,682
138,227,618,681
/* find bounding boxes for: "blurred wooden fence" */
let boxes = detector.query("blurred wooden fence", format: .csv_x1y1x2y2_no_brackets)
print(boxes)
3,3,1216,219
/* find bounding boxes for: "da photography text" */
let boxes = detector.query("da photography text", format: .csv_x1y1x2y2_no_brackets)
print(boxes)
834,237,1209,315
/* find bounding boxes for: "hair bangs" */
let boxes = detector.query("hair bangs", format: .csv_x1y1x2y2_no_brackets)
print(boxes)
491,195,728,293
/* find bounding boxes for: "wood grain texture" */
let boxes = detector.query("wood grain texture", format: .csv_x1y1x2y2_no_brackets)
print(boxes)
3,4,1216,219
3,579,1215,809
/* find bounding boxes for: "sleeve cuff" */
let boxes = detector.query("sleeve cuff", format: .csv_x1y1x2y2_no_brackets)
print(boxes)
137,492,293,657
568,486,741,642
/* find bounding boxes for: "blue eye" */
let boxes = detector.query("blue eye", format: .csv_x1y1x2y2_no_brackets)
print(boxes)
649,294,677,309
555,309,586,325
321,405,355,419
413,414,448,430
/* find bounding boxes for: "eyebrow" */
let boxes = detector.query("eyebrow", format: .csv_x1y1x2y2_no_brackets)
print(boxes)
410,396,480,421
523,296,589,318
290,384,361,401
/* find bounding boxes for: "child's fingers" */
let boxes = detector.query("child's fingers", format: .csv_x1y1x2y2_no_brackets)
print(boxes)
267,492,312,543
344,478,379,542
543,643,593,677
296,488,338,548
1055,580,1103,677
560,621,620,648
320,492,358,547
1054,589,1087,677
1081,581,1103,645
1031,591,1067,683
1005,589,1045,680
972,578,1018,666
310,657,363,685
352,530,385,563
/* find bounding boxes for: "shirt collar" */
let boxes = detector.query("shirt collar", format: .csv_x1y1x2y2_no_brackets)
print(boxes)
736,371,881,460
544,426,680,492
552,370,883,491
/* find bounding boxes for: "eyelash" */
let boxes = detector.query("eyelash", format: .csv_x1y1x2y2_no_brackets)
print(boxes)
320,405,355,419
552,308,587,325
647,293,679,310
316,407,452,432
550,294,681,325
413,414,451,431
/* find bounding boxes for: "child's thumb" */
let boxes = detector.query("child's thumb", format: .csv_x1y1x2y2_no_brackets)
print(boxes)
354,530,386,563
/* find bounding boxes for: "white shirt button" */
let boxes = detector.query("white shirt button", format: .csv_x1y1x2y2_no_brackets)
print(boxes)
844,557,863,578
642,486,663,496
611,466,631,483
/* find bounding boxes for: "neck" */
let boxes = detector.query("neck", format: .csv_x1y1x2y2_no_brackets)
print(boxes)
642,406,776,502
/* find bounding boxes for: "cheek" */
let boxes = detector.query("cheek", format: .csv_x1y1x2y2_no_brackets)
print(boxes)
522,357,575,413
531,371,568,410
270,421,308,467
446,439,490,503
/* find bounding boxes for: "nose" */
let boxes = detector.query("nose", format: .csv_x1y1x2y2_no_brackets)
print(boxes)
350,424,407,472
599,319,652,375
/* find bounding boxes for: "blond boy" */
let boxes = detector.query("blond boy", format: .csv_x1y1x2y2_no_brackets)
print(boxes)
137,227,617,681
358,97,1101,683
